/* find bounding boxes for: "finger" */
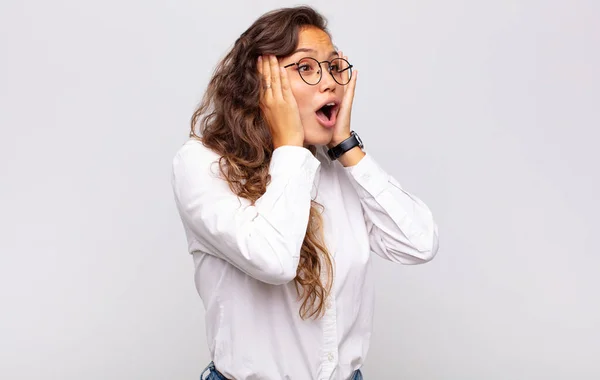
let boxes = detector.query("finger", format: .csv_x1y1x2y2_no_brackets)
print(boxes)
337,50,349,86
257,55,263,75
262,54,272,95
342,69,357,109
340,52,350,85
268,55,281,96
257,56,265,95
279,66,293,101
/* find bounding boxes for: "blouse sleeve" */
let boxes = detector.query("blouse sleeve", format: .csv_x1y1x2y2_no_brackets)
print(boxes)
343,153,439,264
172,142,321,284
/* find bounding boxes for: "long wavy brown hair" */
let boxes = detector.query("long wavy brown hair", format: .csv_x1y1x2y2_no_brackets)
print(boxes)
189,6,333,319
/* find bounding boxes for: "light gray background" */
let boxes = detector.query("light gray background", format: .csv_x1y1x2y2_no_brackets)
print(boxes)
1,0,598,379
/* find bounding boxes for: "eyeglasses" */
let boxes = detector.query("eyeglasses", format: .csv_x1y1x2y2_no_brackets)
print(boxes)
283,57,353,86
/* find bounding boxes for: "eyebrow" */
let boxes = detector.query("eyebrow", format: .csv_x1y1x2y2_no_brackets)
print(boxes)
290,48,339,57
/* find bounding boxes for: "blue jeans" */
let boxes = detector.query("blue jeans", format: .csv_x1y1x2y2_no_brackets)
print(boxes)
201,361,363,379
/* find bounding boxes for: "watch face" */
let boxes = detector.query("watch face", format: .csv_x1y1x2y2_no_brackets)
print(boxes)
354,132,363,148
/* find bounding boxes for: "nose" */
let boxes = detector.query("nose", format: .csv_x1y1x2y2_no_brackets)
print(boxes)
318,63,337,92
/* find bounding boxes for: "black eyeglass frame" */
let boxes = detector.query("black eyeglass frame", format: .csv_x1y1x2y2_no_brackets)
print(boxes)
283,57,354,86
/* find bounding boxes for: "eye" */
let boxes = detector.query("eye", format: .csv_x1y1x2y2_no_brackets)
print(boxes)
297,58,318,73
298,64,311,72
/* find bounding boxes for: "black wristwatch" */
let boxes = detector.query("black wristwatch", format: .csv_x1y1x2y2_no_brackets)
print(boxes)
327,131,364,161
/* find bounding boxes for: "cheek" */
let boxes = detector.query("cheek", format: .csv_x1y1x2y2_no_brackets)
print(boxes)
290,83,313,116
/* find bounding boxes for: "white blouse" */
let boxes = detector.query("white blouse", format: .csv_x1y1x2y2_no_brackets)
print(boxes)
171,138,439,380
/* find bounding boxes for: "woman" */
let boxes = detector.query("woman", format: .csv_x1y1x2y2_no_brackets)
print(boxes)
171,5,439,380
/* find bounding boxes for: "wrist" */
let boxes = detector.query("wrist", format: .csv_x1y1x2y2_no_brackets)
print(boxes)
338,146,365,167
327,133,352,149
273,141,303,149
326,131,365,165
273,135,304,149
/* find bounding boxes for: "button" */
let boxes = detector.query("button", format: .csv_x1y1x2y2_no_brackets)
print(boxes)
328,352,334,362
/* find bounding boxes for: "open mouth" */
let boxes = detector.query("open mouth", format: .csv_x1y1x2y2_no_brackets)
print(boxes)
317,104,335,120
315,102,338,127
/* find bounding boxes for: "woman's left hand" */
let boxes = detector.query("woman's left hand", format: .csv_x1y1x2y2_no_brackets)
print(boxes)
328,51,358,148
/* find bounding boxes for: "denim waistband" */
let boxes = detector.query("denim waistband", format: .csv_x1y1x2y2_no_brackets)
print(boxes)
201,361,363,380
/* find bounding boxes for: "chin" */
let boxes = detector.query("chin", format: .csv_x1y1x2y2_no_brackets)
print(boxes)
303,125,334,147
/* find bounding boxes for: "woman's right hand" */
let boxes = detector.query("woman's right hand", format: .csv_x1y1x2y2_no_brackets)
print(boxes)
258,55,304,149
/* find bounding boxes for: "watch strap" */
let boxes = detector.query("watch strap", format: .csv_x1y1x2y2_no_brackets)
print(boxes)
327,131,363,160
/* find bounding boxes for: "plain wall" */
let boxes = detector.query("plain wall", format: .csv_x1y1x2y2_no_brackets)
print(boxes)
1,0,598,379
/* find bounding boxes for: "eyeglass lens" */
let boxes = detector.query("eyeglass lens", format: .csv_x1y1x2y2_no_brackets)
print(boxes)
296,57,352,85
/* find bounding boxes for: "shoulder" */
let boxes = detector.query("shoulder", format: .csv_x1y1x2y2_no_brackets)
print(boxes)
173,138,220,165
172,138,223,182
174,137,218,160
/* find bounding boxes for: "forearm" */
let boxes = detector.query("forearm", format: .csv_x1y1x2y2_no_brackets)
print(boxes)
337,145,366,167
